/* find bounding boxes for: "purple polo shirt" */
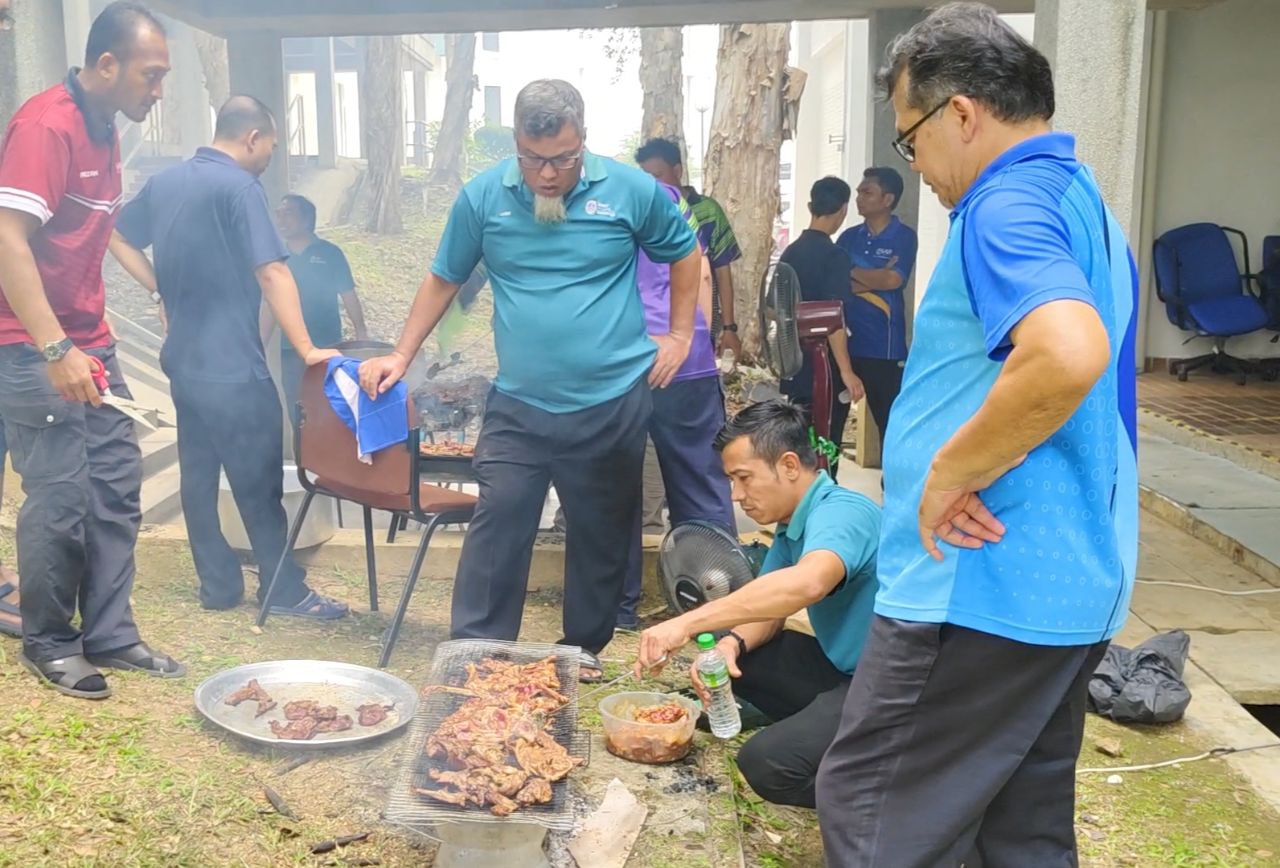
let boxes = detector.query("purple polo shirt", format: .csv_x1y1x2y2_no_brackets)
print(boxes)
637,182,717,382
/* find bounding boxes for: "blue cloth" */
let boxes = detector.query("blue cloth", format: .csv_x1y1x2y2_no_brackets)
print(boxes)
876,132,1140,647
323,357,408,457
116,147,288,383
761,472,881,674
431,152,698,413
836,216,917,360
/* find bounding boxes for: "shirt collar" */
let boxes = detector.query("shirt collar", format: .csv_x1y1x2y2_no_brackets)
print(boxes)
501,150,608,194
863,215,900,240
194,146,241,168
955,131,1077,214
778,472,835,542
64,68,115,144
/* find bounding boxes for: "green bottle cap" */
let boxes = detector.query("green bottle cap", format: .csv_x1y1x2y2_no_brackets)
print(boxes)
696,633,716,650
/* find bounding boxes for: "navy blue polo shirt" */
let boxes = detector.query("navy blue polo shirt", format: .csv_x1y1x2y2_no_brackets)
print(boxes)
777,229,853,398
116,147,287,382
286,238,355,353
836,216,917,360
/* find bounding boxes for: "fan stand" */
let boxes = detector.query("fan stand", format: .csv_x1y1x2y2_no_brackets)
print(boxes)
796,300,845,470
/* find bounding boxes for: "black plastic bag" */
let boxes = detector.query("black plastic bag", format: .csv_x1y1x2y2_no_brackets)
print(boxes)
1087,630,1192,724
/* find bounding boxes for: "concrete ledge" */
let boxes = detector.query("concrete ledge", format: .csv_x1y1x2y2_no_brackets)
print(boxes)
1139,408,1280,483
1138,485,1280,588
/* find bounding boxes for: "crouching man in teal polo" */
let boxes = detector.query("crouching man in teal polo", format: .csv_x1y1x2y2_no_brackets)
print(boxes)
360,80,701,677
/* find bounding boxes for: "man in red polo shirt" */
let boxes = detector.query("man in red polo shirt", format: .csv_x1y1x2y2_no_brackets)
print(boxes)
0,2,182,699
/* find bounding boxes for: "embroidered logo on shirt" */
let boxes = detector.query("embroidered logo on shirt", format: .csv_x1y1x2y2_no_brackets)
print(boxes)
79,170,100,179
584,199,615,218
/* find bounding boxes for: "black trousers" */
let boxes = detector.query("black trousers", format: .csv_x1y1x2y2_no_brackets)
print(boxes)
450,379,650,655
733,630,851,809
816,616,1109,868
848,357,903,455
170,376,308,610
0,344,142,661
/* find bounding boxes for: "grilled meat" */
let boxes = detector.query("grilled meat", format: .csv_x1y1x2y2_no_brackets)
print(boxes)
224,679,277,717
515,777,553,807
284,700,318,720
357,702,390,727
311,714,353,734
269,717,318,740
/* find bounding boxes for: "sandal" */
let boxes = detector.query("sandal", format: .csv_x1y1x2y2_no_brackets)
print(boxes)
20,652,111,700
577,649,604,684
266,590,349,621
0,576,22,639
87,641,186,678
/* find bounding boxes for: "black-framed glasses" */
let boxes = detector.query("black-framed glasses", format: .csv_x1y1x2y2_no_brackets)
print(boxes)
891,98,950,162
516,151,583,171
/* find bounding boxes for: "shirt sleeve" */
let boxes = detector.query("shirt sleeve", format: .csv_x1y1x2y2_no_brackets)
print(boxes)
962,184,1097,360
890,226,918,286
760,539,790,575
635,180,698,265
825,245,854,301
0,120,71,226
115,179,153,250
431,188,485,284
230,182,288,270
703,198,742,269
801,497,880,588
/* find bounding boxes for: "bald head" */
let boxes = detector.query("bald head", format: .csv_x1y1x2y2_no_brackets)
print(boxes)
212,95,278,177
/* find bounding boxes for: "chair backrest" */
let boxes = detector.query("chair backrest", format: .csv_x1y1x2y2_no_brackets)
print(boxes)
296,362,412,497
1152,223,1243,311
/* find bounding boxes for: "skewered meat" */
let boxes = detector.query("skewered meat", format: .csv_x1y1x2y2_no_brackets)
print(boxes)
225,679,277,717
269,717,318,740
357,702,389,727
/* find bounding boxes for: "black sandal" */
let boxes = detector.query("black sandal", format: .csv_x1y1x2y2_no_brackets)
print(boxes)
86,642,186,678
577,649,604,684
20,653,112,700
0,579,22,639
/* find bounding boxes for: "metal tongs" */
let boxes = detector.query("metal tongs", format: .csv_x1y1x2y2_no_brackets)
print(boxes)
574,655,669,706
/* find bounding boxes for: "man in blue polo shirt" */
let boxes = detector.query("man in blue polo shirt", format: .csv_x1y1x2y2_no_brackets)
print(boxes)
836,167,917,455
635,400,879,809
816,6,1139,867
360,80,700,673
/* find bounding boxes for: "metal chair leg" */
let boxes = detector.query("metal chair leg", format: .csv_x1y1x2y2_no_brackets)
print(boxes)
256,489,317,627
386,512,403,544
363,505,378,612
379,514,444,668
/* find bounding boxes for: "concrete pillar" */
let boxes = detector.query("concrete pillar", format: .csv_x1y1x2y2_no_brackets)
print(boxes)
857,7,925,469
1035,0,1147,240
1,0,67,127
314,37,337,170
168,19,212,152
227,31,288,203
412,65,427,167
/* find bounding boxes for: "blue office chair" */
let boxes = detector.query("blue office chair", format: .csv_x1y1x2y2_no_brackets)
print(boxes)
1152,223,1274,384
1260,235,1280,339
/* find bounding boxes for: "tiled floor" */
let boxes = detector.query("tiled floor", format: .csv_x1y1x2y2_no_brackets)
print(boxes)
1139,369,1280,462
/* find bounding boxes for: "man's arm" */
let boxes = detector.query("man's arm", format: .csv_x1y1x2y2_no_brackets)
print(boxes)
851,262,904,291
340,290,369,340
0,210,99,404
828,329,865,403
649,247,700,388
108,230,158,294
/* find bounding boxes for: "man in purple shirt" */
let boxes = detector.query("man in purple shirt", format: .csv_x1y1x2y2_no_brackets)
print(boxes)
622,182,736,625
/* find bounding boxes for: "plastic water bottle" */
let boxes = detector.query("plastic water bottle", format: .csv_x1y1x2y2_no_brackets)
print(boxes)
695,633,742,738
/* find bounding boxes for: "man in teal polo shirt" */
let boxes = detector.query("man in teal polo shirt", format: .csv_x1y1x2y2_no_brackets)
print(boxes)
636,400,880,808
360,79,700,670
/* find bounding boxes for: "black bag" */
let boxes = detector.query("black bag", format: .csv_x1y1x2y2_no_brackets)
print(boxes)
1087,630,1192,724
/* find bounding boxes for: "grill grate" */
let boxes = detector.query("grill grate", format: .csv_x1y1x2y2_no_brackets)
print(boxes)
384,639,588,831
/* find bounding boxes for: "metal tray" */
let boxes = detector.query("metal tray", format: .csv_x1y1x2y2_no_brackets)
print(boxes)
193,660,418,749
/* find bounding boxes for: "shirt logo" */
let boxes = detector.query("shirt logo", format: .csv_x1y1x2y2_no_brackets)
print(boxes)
497,210,512,217
79,170,100,179
876,247,894,257
584,199,615,218
309,256,326,264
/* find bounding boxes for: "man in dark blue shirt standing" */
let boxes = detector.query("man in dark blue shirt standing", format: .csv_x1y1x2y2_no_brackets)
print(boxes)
836,167,918,456
111,96,347,620
274,193,367,430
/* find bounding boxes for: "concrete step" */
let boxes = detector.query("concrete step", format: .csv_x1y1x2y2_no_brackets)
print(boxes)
139,427,179,478
140,462,182,525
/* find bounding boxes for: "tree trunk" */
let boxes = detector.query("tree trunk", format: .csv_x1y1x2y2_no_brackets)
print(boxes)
704,23,803,359
192,29,229,110
638,27,686,176
361,35,404,234
429,32,477,188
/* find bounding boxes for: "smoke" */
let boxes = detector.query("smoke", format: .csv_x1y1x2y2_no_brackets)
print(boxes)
533,194,567,224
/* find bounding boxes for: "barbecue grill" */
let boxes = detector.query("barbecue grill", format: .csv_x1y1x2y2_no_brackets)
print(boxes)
385,639,589,837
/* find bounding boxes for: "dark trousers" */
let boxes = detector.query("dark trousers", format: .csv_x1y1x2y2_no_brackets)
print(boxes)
816,616,1109,868
622,375,735,624
0,343,142,662
849,357,904,455
733,630,851,809
169,376,308,609
451,379,651,655
781,355,851,471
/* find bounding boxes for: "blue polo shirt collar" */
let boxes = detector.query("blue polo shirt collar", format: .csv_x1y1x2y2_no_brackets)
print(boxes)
779,471,835,542
501,150,608,196
954,131,1076,215
194,146,240,168
864,215,902,240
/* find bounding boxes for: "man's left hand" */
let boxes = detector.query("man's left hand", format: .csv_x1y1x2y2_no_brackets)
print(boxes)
303,347,341,367
717,328,742,359
917,461,1020,561
649,331,692,389
634,618,691,676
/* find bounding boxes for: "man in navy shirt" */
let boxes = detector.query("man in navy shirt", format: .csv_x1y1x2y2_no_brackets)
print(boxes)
112,97,346,620
816,6,1138,866
836,167,917,456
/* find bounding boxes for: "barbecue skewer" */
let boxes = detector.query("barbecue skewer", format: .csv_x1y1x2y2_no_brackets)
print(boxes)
573,655,668,706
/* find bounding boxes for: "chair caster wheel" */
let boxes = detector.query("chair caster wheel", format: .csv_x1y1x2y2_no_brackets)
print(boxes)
1236,374,1247,386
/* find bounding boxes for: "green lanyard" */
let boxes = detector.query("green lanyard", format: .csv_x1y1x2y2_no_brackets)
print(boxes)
808,427,840,463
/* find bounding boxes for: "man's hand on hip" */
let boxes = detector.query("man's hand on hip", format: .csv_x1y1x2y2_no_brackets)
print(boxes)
917,458,1022,561
358,351,409,399
649,331,692,389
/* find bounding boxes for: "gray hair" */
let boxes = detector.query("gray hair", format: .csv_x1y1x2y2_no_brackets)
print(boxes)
513,79,585,139
877,1,1054,123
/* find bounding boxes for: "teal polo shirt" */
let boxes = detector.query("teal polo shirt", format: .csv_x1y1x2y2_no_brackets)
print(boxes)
431,152,698,413
761,472,881,674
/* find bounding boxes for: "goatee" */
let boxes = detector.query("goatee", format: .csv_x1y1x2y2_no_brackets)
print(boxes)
534,194,567,224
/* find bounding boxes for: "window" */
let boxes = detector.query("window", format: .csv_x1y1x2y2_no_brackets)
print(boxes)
779,162,793,181
482,32,500,52
484,86,502,126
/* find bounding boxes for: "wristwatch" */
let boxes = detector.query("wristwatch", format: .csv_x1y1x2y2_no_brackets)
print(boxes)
721,323,739,333
42,337,74,363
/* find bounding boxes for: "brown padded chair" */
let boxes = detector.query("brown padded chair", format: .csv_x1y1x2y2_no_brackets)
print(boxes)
256,362,477,667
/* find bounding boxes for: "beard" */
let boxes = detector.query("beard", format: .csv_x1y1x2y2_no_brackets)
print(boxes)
533,194,567,224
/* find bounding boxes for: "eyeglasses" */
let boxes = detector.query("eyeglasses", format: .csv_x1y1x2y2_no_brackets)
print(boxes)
516,151,583,171
891,98,951,162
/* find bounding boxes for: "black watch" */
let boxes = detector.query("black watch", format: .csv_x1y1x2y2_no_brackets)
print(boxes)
42,337,74,362
721,323,739,333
